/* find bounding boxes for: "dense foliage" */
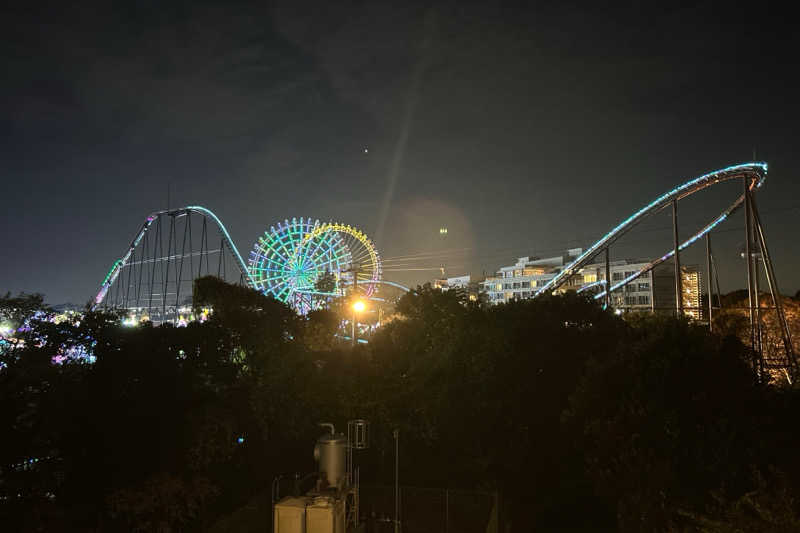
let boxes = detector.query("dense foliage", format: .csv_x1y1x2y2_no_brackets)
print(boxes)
2,280,800,531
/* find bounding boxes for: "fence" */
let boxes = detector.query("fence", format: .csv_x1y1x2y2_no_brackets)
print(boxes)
360,485,497,533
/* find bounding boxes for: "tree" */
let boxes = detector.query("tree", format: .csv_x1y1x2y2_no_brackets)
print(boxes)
364,288,623,529
7,281,800,531
564,315,769,531
302,309,341,352
314,270,337,295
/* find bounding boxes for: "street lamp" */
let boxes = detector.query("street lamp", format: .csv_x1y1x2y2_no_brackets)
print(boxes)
352,300,366,346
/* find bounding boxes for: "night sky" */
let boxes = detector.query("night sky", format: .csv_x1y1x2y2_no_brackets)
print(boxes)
2,2,799,305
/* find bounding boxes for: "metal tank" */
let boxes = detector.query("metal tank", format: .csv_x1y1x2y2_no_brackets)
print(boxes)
314,424,347,489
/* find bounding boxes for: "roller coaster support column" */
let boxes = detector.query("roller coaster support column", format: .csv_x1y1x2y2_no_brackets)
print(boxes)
744,178,756,352
604,248,611,310
753,242,762,355
751,195,797,376
706,233,713,331
672,199,682,316
711,252,722,311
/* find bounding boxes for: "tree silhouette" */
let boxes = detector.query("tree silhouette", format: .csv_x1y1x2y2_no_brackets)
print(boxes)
314,270,337,295
4,283,800,531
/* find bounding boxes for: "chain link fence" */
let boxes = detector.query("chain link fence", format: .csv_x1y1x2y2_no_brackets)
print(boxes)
360,485,497,533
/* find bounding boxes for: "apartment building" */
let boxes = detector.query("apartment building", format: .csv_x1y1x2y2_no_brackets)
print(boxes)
479,249,701,316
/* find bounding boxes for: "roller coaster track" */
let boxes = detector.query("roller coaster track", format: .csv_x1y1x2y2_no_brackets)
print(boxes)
93,163,793,377
533,161,795,377
96,163,769,308
93,205,409,314
93,206,254,310
535,162,767,298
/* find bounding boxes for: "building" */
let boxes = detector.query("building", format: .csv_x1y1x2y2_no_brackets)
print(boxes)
579,259,658,312
433,275,481,302
480,249,583,304
580,261,700,316
480,249,702,317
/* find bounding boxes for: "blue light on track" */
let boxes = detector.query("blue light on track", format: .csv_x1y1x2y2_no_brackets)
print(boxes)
535,163,766,299
94,206,256,308
187,206,256,287
592,212,729,300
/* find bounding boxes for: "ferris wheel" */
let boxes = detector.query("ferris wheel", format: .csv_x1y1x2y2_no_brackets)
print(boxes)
247,218,381,313
292,222,382,298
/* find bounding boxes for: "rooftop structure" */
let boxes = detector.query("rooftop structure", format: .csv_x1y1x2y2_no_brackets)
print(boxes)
433,275,480,302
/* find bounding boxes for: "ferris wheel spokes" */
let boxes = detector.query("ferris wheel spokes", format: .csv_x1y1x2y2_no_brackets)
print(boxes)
247,218,381,313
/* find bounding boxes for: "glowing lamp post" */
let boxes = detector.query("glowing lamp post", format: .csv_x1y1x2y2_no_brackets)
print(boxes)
352,300,366,346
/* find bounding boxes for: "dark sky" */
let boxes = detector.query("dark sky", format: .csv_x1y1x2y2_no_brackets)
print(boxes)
2,1,799,305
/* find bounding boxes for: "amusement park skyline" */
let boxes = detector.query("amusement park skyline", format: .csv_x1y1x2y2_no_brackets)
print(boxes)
2,2,800,305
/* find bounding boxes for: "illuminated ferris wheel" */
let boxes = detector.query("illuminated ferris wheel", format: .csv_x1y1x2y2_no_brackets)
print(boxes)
292,222,382,298
247,218,381,313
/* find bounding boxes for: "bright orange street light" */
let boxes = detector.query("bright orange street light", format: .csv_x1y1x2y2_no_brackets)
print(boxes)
351,300,366,346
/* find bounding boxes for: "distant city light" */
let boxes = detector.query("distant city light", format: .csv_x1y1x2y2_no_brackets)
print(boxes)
237,436,245,444
353,300,366,313
439,227,448,235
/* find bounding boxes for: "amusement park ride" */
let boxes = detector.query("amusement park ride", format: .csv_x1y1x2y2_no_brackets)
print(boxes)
92,162,795,381
248,219,383,314
92,210,391,320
